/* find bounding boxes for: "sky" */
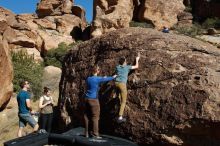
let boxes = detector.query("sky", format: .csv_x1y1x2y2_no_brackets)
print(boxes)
0,0,93,22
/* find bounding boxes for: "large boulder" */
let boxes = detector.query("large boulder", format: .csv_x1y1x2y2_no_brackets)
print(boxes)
33,18,57,30
37,29,73,51
91,0,134,37
0,9,44,60
0,7,16,34
91,0,185,36
10,36,35,48
59,27,220,145
0,14,9,34
16,14,39,30
177,11,193,27
136,0,185,29
19,14,85,51
0,3,86,61
55,14,84,35
42,66,62,102
0,37,13,111
3,26,43,60
198,35,220,48
36,0,74,18
72,5,87,27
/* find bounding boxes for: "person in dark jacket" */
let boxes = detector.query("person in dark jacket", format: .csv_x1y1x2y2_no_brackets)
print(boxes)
162,26,169,33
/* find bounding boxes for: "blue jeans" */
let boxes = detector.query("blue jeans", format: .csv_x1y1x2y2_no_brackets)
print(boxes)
19,113,37,128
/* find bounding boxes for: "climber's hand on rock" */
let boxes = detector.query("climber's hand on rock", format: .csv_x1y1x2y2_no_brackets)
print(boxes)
113,75,117,78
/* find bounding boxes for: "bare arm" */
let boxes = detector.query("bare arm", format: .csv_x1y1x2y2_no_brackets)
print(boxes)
50,96,54,105
131,52,140,69
39,97,50,109
26,99,32,111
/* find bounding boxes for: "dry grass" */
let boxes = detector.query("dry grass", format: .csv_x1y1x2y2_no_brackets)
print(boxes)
0,97,36,146
0,92,58,146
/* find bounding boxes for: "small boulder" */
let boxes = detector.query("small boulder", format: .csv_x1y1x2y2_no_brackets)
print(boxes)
42,66,62,100
207,28,218,35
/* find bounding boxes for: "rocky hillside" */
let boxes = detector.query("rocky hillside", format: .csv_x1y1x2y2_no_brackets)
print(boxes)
0,0,86,110
0,0,86,61
59,27,220,146
91,0,186,37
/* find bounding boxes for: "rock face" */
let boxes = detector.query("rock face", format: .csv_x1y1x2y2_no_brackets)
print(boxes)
0,2,86,109
136,0,185,29
198,35,220,48
91,0,134,37
36,0,74,18
72,5,87,27
0,8,14,111
177,11,193,27
0,3,86,61
59,27,220,145
0,7,15,34
0,37,13,111
92,0,185,36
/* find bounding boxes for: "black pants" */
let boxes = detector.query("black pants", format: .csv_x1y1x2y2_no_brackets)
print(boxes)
40,113,53,132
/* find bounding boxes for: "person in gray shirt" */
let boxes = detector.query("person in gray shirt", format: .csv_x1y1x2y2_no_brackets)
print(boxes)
115,53,140,123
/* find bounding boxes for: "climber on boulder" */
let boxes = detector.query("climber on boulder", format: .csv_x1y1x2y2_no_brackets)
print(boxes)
114,52,140,123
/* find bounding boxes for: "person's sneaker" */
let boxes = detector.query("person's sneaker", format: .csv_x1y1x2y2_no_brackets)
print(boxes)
91,134,102,139
38,129,47,134
93,135,102,139
117,117,126,123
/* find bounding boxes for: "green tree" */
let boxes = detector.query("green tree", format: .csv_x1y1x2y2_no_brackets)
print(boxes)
12,50,44,100
44,42,81,68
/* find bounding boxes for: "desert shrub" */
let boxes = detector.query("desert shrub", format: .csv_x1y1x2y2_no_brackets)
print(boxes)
202,17,220,29
130,21,154,28
43,42,79,68
173,23,204,37
184,6,192,13
12,50,44,100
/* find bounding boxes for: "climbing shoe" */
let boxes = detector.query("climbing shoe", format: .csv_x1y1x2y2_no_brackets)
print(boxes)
91,134,102,139
117,117,126,123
